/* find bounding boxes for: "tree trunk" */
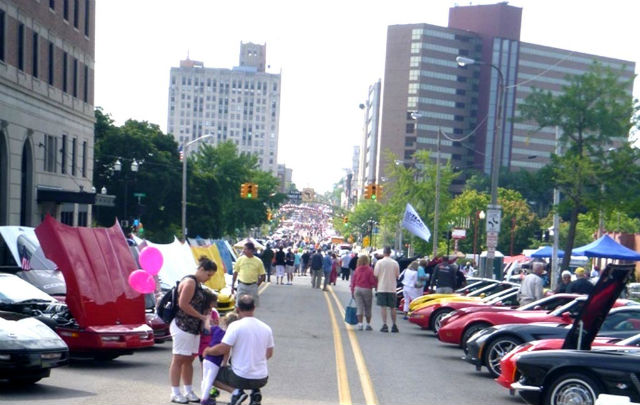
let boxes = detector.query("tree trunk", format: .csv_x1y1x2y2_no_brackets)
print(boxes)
561,205,580,270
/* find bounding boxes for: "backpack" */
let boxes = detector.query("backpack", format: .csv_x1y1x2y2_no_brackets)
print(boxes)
156,275,198,324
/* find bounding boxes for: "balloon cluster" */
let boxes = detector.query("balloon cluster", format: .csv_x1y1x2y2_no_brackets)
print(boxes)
128,246,163,294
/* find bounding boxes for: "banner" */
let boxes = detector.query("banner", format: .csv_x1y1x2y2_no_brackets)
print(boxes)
402,203,431,242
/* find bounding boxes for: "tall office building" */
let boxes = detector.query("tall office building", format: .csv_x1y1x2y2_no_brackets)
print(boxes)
0,0,96,226
167,42,281,174
375,3,635,188
358,79,381,197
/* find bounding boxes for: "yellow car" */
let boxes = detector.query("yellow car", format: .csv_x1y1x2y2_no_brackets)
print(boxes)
408,279,499,312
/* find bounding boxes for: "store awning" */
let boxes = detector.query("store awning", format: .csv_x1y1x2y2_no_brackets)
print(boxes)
37,187,96,205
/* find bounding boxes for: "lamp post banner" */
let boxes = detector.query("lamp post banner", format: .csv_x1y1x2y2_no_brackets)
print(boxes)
402,203,431,242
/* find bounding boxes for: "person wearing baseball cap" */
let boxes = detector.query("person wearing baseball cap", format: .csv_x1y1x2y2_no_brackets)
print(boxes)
567,267,594,295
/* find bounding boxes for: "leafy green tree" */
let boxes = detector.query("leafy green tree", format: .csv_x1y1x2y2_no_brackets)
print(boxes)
518,63,639,269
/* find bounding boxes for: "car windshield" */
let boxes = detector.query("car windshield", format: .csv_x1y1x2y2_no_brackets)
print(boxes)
550,297,585,316
0,274,56,303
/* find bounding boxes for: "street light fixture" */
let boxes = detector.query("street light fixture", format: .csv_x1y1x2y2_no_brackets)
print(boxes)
113,158,140,227
181,135,215,240
456,56,506,278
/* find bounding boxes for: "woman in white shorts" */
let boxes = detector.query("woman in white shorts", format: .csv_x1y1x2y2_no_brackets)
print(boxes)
169,258,217,404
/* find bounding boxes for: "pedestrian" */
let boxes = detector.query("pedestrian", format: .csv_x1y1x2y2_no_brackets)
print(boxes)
401,261,424,316
350,254,377,330
373,246,400,333
329,253,339,285
310,249,324,288
169,257,218,404
200,311,239,405
340,250,352,281
429,255,459,294
322,250,333,291
198,297,220,363
554,270,573,294
590,266,600,279
274,246,285,285
301,249,310,276
206,294,274,405
294,249,301,275
567,267,594,294
260,244,274,283
348,252,357,279
518,261,545,305
232,242,266,306
285,248,295,285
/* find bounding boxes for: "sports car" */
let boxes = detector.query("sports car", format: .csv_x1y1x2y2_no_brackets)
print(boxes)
409,280,514,313
438,295,635,348
466,305,640,377
407,278,499,311
0,317,69,384
408,286,520,331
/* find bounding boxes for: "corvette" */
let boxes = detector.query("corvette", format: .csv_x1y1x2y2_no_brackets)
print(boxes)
407,278,499,311
409,281,515,313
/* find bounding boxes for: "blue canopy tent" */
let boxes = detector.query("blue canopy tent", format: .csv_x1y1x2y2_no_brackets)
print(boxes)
530,246,565,258
571,234,640,261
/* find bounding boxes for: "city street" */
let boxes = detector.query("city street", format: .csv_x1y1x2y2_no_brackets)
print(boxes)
0,276,521,405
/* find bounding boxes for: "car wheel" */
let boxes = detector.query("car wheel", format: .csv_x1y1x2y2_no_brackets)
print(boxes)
460,323,490,349
546,373,601,405
484,336,522,377
431,309,453,333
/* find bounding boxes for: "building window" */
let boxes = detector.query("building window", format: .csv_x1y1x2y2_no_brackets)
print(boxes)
63,0,69,20
62,52,68,92
50,0,55,9
0,10,5,62
73,0,79,28
83,65,88,102
17,24,24,71
32,33,38,78
84,0,90,36
73,58,78,97
48,42,54,85
44,135,58,173
71,138,77,176
81,140,87,177
406,123,415,134
61,134,67,174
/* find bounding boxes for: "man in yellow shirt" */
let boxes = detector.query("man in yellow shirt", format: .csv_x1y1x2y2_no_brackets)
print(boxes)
232,242,266,307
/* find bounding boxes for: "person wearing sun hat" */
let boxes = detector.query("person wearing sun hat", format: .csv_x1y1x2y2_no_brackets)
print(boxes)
567,267,594,295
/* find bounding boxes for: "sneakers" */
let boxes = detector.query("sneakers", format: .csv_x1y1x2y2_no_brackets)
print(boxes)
357,323,364,331
185,392,200,403
230,391,249,405
200,398,216,405
391,324,399,333
380,324,389,332
249,390,262,405
365,324,373,331
171,394,189,404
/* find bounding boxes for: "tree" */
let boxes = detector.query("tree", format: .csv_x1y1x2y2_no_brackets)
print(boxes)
518,63,639,270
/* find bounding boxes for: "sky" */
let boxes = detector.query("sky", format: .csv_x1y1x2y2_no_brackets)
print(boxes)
95,0,640,194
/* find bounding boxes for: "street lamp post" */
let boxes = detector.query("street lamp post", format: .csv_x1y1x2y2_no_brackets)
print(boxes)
473,210,485,265
181,135,215,240
113,158,139,228
456,56,506,278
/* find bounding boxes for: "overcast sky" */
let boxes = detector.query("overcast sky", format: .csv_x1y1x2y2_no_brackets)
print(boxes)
95,0,640,193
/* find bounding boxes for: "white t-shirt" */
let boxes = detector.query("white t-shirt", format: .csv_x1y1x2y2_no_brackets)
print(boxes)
222,316,274,379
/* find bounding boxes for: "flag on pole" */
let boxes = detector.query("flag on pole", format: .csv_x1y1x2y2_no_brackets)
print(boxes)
402,203,431,242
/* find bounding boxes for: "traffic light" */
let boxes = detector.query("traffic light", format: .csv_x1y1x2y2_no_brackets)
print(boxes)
247,183,254,199
240,183,248,198
267,209,272,221
371,184,382,200
363,184,372,199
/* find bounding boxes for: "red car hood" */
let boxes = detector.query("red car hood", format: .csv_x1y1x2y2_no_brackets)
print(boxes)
35,216,145,328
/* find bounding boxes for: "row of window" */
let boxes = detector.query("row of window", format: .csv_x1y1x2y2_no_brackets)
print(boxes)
43,134,88,177
0,13,91,103
172,75,279,92
519,45,630,71
48,0,91,37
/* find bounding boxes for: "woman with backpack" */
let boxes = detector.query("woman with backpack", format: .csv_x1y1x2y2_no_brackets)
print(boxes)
169,257,217,404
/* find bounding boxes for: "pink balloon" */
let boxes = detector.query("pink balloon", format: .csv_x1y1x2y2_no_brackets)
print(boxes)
128,269,155,294
139,246,163,276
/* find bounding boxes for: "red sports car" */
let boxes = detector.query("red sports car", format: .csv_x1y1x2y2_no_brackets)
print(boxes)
437,294,634,348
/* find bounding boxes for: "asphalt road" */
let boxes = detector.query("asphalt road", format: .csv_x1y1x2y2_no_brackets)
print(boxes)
0,275,525,405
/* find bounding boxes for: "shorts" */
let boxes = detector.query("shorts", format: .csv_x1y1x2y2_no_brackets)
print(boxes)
216,366,268,391
170,320,200,356
285,265,294,274
375,292,397,308
275,265,285,277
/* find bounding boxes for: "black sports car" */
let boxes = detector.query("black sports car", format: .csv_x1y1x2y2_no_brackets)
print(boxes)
0,316,69,384
512,347,640,405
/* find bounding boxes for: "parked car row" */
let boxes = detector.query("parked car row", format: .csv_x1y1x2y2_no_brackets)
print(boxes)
405,264,640,405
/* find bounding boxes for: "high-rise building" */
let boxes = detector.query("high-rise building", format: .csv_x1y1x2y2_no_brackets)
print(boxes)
358,80,382,197
167,43,281,174
0,0,96,226
374,3,635,189
276,163,293,193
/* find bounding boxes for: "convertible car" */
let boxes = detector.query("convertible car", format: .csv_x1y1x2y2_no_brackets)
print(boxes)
0,317,69,384
34,216,155,359
438,295,635,348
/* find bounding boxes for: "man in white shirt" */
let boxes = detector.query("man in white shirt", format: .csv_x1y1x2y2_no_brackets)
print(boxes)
518,262,545,305
374,246,400,333
206,294,274,405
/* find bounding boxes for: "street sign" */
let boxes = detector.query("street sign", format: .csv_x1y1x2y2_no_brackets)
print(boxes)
287,191,301,202
95,194,116,207
486,231,498,248
486,208,502,233
452,228,466,239
133,192,146,198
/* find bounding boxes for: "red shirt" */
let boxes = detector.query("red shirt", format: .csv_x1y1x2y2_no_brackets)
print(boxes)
350,265,377,294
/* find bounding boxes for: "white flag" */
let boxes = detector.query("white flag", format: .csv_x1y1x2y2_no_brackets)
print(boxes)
402,203,431,242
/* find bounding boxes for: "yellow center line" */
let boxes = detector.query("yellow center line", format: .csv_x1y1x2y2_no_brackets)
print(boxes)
329,287,379,405
258,282,270,295
323,290,352,405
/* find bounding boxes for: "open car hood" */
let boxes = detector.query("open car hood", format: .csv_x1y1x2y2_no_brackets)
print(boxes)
562,263,635,350
35,216,145,328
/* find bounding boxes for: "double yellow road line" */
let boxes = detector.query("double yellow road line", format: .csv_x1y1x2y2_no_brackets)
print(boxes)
324,287,378,405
